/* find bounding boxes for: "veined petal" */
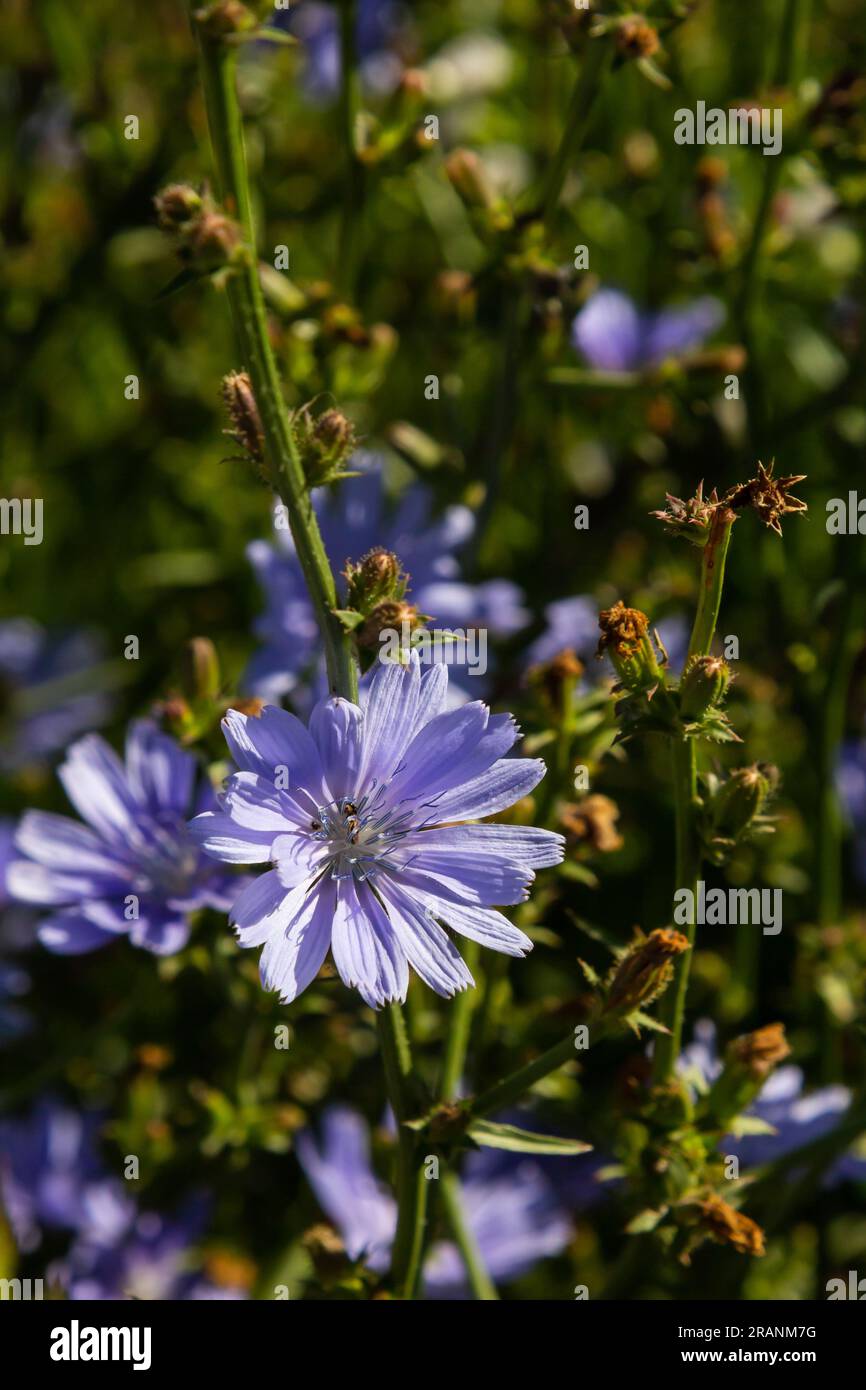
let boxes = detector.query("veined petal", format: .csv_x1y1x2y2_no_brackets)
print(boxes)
309,697,364,800
38,913,117,955
15,811,125,877
385,702,489,805
125,720,195,816
356,655,421,790
420,895,533,958
230,869,297,947
425,758,547,823
259,879,334,1003
406,824,565,870
221,773,299,833
271,832,326,888
57,735,139,844
221,705,325,795
375,876,473,999
330,878,408,1008
187,811,275,864
393,858,533,908
7,859,126,907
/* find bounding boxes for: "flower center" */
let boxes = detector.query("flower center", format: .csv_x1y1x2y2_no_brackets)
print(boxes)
309,791,414,883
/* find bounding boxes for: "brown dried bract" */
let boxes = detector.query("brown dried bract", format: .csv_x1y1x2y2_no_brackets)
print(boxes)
699,1194,766,1257
597,601,649,660
723,460,807,536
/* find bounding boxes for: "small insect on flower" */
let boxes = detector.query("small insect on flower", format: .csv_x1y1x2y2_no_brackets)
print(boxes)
7,722,240,956
190,653,564,1007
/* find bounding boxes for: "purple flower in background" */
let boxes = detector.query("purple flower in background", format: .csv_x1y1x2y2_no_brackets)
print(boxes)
278,1,409,103
61,1200,249,1301
0,619,111,773
8,721,239,957
571,288,724,373
0,819,35,1042
680,1021,866,1183
0,1099,108,1252
191,653,562,1007
296,1105,575,1295
837,729,866,883
246,462,528,705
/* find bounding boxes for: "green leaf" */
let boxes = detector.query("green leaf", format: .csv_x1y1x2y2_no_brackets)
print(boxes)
466,1119,592,1156
333,608,364,631
625,1205,669,1234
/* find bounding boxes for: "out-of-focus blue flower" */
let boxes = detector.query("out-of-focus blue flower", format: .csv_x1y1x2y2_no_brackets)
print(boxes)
61,1199,248,1301
0,620,111,773
0,819,35,1042
0,1098,108,1253
837,728,866,883
572,288,724,373
680,1020,866,1183
296,1105,577,1295
246,462,528,706
8,721,240,957
192,652,562,1006
279,1,408,103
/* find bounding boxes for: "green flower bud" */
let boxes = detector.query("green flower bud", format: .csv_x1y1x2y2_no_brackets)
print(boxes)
181,637,221,704
292,403,358,487
706,1023,790,1127
344,548,406,613
712,764,774,838
679,654,731,720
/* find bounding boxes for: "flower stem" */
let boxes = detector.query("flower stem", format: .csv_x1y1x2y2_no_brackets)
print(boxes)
376,1003,429,1298
190,15,357,700
440,942,480,1101
336,0,364,296
470,1030,584,1120
538,40,612,226
440,1170,499,1300
652,508,736,1082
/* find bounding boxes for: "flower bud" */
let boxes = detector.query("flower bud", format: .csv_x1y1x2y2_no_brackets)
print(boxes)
344,548,406,613
679,654,731,720
711,764,774,838
560,795,623,853
222,370,264,463
154,184,203,231
181,637,221,704
596,601,662,693
444,149,496,211
193,1,257,38
302,1224,353,1285
356,600,422,653
189,209,242,267
603,927,690,1018
292,402,358,487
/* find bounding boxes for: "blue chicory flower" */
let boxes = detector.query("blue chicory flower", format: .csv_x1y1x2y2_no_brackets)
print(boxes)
246,462,528,706
0,619,111,773
279,1,408,103
0,819,35,1042
571,288,724,373
680,1020,866,1183
7,720,240,956
296,1105,575,1296
0,1098,110,1253
837,728,866,883
191,651,563,1006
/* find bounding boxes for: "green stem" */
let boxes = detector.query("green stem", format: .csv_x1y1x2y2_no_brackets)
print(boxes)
538,40,611,226
651,738,699,1081
336,0,364,295
440,942,480,1100
653,509,736,1081
470,1030,585,1120
687,507,736,659
191,17,357,700
376,1004,429,1298
440,1170,499,1300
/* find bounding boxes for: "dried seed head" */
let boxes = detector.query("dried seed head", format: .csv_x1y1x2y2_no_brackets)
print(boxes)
727,1022,791,1080
190,208,242,265
723,460,807,536
698,1195,765,1257
356,600,422,651
561,795,623,853
615,16,661,59
597,601,649,661
604,927,690,1016
650,480,721,546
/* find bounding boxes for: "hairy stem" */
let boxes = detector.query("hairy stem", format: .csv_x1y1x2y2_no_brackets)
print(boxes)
376,1003,429,1298
440,942,480,1101
440,1170,499,1300
191,16,357,699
